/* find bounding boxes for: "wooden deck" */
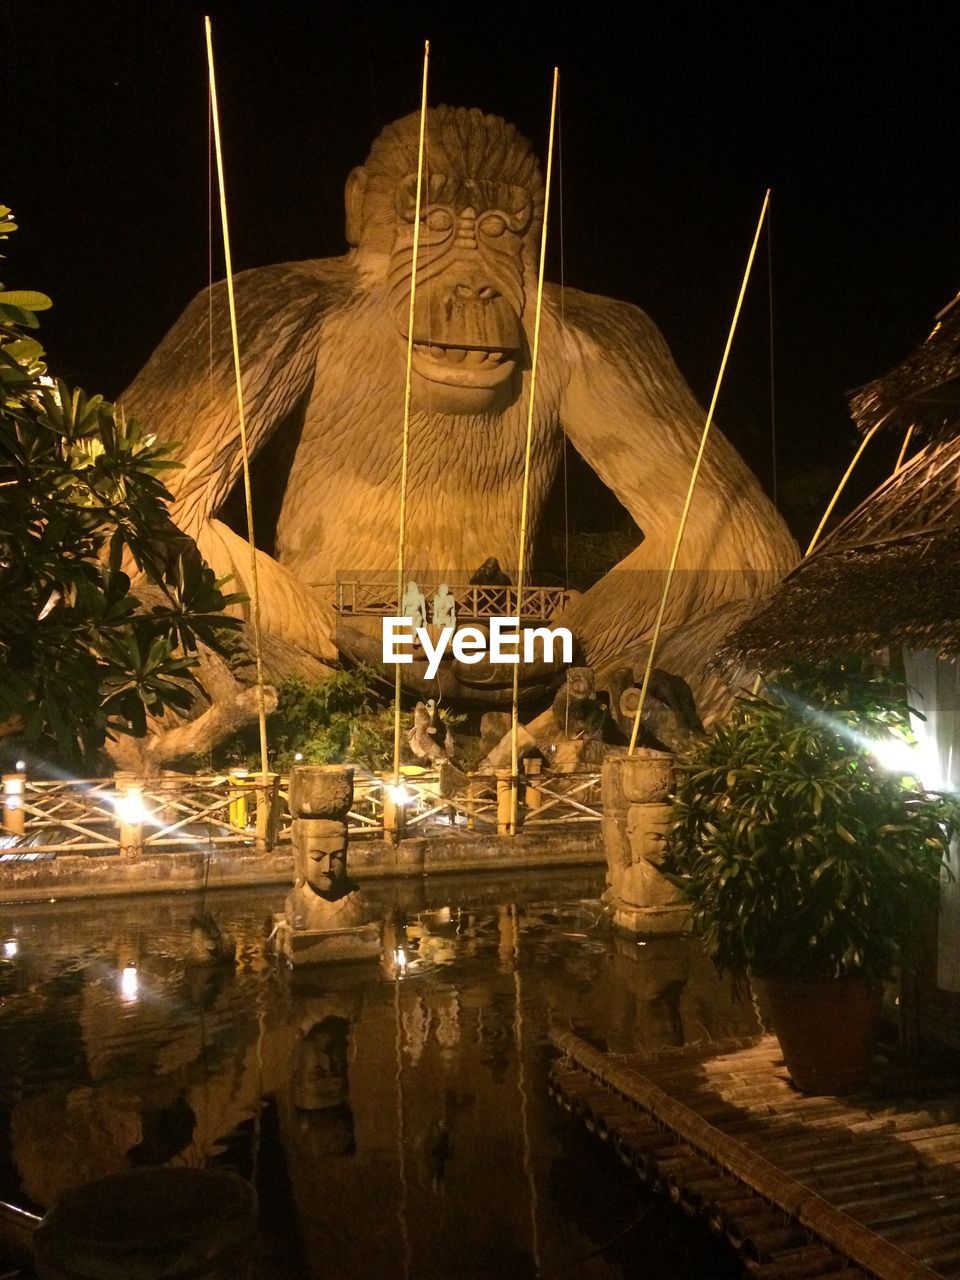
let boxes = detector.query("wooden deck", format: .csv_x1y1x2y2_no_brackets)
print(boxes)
550,1030,960,1280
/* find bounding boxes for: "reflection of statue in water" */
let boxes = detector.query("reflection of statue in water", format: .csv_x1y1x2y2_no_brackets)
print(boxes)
431,583,457,629
400,581,427,633
402,995,431,1067
120,104,796,742
293,1014,356,1158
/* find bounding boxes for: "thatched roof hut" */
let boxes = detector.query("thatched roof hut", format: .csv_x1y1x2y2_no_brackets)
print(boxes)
850,289,960,442
725,289,960,666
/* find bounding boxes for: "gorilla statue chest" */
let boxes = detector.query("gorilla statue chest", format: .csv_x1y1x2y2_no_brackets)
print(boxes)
274,284,564,589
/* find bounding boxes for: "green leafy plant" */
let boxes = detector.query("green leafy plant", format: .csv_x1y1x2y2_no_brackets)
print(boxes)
214,667,395,772
0,207,243,766
666,660,957,986
213,665,474,774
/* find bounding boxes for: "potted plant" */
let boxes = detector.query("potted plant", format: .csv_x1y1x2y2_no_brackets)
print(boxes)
666,661,957,1094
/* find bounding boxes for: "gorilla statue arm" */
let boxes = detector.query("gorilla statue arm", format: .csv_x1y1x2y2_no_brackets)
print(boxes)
554,286,797,674
119,259,349,660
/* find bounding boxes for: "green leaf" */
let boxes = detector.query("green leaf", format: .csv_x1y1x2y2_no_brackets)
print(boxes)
0,290,53,311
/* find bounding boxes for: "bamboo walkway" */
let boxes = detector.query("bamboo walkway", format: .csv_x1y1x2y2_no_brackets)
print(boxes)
550,1030,960,1280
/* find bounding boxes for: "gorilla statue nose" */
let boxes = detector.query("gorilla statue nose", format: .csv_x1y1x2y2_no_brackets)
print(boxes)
453,283,499,302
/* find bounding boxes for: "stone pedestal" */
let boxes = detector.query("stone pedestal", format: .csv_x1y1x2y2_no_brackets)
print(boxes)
274,766,380,966
601,750,688,935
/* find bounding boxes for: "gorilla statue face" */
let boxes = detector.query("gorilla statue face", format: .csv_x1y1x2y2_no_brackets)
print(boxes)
346,107,544,415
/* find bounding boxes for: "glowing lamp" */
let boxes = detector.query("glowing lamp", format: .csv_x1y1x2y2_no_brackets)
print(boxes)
386,784,412,807
120,965,139,1001
871,735,922,779
2,773,24,811
14,761,25,773
3,939,17,958
394,947,407,973
114,787,148,826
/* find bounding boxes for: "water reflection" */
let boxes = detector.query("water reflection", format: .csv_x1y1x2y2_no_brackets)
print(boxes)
0,872,752,1278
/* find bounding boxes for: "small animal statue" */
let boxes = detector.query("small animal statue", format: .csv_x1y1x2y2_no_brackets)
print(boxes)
552,666,607,739
431,583,457,630
615,666,706,751
645,667,706,736
408,698,454,763
400,580,427,632
187,912,237,967
469,557,512,587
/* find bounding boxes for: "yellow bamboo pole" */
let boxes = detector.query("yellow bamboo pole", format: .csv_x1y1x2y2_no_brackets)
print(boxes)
893,423,914,475
803,420,883,557
750,411,893,697
628,190,770,754
393,40,431,788
204,16,269,782
508,67,560,834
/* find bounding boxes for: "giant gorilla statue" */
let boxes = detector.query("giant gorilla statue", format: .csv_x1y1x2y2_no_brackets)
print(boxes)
121,106,796,721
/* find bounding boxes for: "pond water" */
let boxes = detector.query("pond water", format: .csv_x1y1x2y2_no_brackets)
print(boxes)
0,869,758,1278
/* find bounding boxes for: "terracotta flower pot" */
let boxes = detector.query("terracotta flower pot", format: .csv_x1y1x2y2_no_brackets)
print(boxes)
752,973,882,1095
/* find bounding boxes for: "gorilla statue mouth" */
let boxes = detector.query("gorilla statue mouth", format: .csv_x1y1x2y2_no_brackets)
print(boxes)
409,339,519,389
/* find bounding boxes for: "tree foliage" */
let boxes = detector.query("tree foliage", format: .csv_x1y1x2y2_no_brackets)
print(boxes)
0,208,242,765
666,659,958,986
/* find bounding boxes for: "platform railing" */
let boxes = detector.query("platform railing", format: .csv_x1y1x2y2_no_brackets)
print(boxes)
1,762,601,858
335,579,572,622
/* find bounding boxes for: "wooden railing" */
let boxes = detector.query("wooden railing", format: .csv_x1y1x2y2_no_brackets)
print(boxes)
0,763,602,858
335,580,572,622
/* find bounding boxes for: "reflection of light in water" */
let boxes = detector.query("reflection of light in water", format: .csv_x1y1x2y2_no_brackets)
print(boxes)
120,966,139,1001
3,939,17,958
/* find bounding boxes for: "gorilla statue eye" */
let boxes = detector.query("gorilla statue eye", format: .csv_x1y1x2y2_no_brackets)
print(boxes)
479,213,507,238
423,207,454,232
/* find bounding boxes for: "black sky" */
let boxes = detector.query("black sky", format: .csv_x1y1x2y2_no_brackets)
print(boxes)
3,0,959,541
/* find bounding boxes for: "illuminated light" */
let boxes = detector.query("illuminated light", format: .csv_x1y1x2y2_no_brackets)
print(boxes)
120,966,139,1000
386,784,412,807
871,734,922,778
114,788,148,826
294,752,304,762
394,947,407,973
14,761,25,773
3,939,17,958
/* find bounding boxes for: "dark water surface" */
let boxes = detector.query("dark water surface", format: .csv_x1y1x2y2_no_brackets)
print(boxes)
0,869,757,1278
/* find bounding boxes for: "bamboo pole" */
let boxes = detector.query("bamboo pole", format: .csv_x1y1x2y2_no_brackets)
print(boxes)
893,423,914,475
628,191,770,754
508,67,560,834
392,40,430,790
804,420,884,557
204,16,269,783
750,408,895,696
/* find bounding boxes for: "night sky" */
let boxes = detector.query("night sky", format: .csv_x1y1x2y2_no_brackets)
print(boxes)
4,1,959,542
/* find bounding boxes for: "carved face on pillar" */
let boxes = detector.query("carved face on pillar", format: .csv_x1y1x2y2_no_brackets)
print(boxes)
295,820,349,898
345,106,545,414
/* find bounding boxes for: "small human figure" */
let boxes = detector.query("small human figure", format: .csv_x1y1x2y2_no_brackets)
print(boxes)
469,557,512,586
400,580,427,631
431,583,457,630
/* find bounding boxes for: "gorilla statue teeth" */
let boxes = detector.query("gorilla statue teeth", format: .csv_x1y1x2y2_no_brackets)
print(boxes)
120,105,796,725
